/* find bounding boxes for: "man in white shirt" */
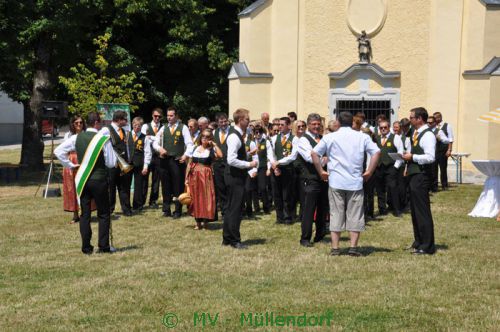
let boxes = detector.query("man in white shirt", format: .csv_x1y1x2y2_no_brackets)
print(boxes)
100,110,134,217
270,117,300,225
54,112,117,254
296,113,329,247
433,112,454,190
223,108,258,249
131,117,152,211
141,107,163,208
152,106,194,218
398,118,412,211
312,112,380,257
374,120,404,217
427,115,451,192
402,107,437,255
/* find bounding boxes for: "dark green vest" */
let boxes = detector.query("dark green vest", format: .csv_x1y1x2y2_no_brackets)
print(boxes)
436,122,449,153
408,128,433,176
75,131,107,181
244,135,253,162
213,127,231,163
107,125,134,163
275,133,294,160
257,138,268,169
146,123,162,136
162,123,185,157
132,132,146,168
226,129,247,178
377,134,397,166
401,133,409,153
296,134,321,180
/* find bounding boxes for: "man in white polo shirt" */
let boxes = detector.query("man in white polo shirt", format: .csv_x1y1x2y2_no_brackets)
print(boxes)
312,112,380,256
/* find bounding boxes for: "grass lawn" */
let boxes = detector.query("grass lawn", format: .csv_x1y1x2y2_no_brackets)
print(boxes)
0,148,499,331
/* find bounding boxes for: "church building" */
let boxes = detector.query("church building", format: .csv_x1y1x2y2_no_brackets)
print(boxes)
228,0,500,172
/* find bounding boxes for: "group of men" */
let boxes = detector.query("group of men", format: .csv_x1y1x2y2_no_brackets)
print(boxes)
55,104,454,256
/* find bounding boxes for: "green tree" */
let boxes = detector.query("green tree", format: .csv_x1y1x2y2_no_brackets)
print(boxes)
59,33,146,117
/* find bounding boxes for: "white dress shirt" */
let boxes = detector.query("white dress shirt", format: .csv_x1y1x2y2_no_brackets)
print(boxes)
226,126,254,170
271,132,299,166
152,121,194,157
54,128,117,169
313,126,380,191
437,122,454,142
246,138,258,176
412,124,436,165
435,129,450,144
298,131,321,164
399,133,412,153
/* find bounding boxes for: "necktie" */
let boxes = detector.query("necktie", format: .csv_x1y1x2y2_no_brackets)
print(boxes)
281,135,287,146
412,130,418,142
382,135,387,146
220,130,226,145
315,136,321,143
153,125,158,135
170,125,175,135
119,128,124,141
133,133,138,142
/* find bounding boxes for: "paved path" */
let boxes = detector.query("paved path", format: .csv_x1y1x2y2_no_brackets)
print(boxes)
0,133,66,151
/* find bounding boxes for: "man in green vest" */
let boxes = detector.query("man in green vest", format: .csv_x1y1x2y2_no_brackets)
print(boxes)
54,112,117,254
296,113,328,247
153,106,194,218
374,120,404,217
271,117,299,224
402,107,437,255
213,113,231,219
433,112,454,191
141,107,163,208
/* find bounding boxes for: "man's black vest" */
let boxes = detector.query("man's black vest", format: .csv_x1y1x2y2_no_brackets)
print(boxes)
257,138,268,170
146,122,162,136
296,134,321,180
436,122,449,153
132,132,146,168
226,129,248,178
376,134,397,166
107,125,134,163
213,127,231,163
408,128,433,176
75,131,107,181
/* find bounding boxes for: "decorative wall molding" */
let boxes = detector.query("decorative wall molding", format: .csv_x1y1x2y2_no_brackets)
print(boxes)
346,0,388,37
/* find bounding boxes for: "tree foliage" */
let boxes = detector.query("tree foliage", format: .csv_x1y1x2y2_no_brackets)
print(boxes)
59,33,146,117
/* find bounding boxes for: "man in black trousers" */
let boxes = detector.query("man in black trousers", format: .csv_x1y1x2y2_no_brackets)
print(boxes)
153,106,193,218
296,113,328,247
131,117,151,211
433,112,454,191
223,108,258,249
213,113,231,218
102,110,134,216
54,112,117,254
403,107,437,255
141,107,163,208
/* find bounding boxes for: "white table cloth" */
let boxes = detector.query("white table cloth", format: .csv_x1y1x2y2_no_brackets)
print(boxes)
468,160,500,218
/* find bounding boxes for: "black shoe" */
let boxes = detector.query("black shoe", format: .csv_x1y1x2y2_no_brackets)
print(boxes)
230,242,248,249
379,210,388,216
133,206,143,212
275,219,284,224
313,233,326,243
283,219,294,225
82,245,94,255
221,241,231,246
163,211,172,217
123,211,133,217
172,213,181,219
330,248,341,256
348,247,362,257
412,249,434,255
393,211,402,218
97,246,116,254
300,240,313,248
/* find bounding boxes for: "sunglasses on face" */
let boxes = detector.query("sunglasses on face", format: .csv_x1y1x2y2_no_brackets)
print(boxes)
380,126,389,129
297,125,305,128
74,121,83,125
153,115,161,118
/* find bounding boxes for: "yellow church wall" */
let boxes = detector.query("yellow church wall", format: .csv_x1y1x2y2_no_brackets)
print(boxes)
229,78,272,118
301,0,431,120
484,7,500,63
239,1,272,73
461,0,486,71
457,78,492,171
270,0,300,117
488,77,500,159
426,0,463,138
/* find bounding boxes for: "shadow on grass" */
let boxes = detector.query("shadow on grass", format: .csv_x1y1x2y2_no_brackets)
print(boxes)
436,244,449,251
115,245,141,252
356,246,393,256
242,238,267,246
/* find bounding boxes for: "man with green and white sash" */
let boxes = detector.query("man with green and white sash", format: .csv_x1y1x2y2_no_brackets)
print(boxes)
55,112,117,254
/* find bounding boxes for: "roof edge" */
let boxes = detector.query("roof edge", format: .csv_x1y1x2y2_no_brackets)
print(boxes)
329,63,401,80
463,57,500,76
228,62,273,80
239,0,270,18
479,0,500,8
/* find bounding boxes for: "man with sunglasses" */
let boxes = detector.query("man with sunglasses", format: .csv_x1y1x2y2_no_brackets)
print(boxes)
433,112,454,191
141,108,163,208
374,120,404,217
402,107,437,255
427,115,451,192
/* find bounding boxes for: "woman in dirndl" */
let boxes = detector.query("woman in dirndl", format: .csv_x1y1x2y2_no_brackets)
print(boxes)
62,115,95,223
185,129,223,230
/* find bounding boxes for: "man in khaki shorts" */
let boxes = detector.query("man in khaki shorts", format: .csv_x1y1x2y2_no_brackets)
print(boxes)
312,112,380,256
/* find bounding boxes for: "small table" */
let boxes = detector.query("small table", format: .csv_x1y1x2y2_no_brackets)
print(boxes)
451,152,471,184
468,160,500,218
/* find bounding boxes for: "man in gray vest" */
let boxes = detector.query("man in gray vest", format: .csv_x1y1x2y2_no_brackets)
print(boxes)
297,113,328,247
153,106,193,218
403,107,437,255
54,112,117,254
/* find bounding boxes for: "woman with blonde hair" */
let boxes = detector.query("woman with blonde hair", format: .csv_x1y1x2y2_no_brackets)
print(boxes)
185,129,223,230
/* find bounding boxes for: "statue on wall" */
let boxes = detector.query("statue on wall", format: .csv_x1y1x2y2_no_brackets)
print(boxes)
357,30,372,63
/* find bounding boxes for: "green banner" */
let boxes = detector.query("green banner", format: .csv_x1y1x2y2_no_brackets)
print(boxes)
96,103,131,128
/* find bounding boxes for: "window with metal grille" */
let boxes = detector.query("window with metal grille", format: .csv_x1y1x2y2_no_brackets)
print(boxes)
335,98,392,127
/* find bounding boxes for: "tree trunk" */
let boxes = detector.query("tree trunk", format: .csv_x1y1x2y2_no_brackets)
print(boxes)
20,36,52,169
